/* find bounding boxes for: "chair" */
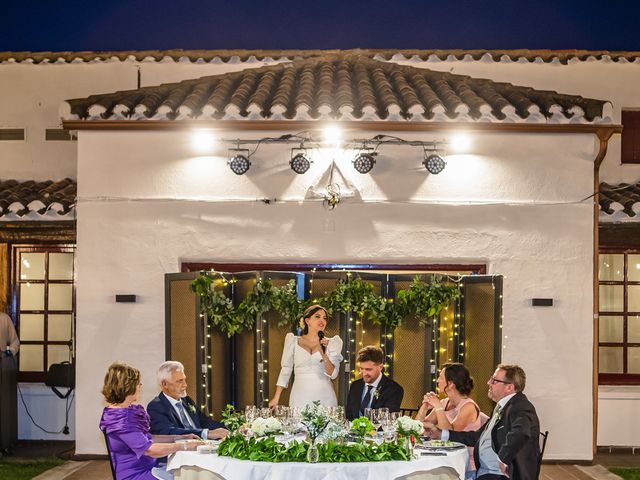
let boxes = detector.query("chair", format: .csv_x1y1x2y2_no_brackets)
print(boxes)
537,430,549,477
399,408,419,417
101,428,117,480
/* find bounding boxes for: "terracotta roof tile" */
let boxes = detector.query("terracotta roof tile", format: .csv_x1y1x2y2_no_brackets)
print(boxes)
600,182,640,218
0,179,76,218
4,48,640,65
62,54,608,124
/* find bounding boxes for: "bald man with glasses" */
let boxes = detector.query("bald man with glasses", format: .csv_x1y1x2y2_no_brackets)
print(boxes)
425,364,540,480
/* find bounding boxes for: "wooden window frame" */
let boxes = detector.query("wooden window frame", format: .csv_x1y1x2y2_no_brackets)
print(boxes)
599,249,640,385
11,244,75,383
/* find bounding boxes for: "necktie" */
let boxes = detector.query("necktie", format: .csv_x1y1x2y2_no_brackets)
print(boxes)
360,385,374,416
177,402,194,428
493,404,502,423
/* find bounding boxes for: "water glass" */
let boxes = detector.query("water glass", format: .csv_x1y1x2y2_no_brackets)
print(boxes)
260,407,271,419
245,405,258,424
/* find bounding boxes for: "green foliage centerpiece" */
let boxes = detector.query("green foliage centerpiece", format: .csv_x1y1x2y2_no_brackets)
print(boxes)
217,403,412,463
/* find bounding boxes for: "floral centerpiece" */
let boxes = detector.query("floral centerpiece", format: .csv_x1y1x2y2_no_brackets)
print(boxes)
250,417,282,437
350,416,375,440
395,416,423,457
220,404,245,433
299,401,349,462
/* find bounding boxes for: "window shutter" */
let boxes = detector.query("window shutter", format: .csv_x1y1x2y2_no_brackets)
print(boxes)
622,111,640,164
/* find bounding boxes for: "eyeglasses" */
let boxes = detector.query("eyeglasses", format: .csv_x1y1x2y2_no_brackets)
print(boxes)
489,376,512,385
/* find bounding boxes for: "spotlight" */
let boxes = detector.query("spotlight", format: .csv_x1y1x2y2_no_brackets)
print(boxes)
290,150,312,174
423,153,446,174
449,133,472,153
191,130,216,153
228,149,251,175
353,152,376,174
322,125,342,146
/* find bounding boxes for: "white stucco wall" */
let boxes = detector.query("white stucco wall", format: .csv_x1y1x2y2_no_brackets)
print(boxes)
74,128,596,459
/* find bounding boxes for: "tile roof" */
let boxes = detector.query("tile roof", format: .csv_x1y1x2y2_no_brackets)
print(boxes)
599,182,640,220
61,54,608,124
0,179,76,219
4,48,640,65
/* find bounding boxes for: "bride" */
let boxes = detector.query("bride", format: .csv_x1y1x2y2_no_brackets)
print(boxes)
269,305,343,408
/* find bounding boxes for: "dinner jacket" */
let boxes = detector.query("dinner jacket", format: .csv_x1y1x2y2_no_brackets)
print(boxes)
448,392,541,480
345,373,404,421
147,393,225,437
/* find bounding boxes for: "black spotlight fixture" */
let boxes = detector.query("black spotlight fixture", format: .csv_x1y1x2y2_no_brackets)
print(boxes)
353,151,376,174
228,149,251,175
290,149,312,174
423,153,446,174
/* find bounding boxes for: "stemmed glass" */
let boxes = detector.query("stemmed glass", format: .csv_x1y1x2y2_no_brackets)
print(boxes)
368,409,383,442
245,405,258,424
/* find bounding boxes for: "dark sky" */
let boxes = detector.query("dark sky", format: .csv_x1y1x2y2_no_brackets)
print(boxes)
1,0,638,52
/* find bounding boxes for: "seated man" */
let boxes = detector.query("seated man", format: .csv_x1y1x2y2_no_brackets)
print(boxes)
425,364,541,480
346,345,404,420
147,361,228,440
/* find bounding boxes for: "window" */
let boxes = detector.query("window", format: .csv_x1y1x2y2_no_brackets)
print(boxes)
599,252,640,384
621,110,640,164
12,245,75,382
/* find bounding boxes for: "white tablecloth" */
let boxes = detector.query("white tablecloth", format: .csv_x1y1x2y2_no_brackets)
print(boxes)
167,449,468,480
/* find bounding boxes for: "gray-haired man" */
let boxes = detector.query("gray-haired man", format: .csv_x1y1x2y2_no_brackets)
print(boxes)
147,361,228,440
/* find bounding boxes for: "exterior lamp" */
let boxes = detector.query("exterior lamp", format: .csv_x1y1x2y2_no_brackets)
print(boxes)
353,151,376,174
290,149,312,174
423,153,446,174
228,149,251,175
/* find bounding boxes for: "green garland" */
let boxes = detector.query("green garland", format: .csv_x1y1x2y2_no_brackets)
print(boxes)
191,272,460,336
217,434,411,462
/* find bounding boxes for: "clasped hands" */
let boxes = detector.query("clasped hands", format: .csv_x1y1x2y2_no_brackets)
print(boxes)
422,391,444,410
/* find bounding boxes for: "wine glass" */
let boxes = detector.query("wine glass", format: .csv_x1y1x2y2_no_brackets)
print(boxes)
245,405,258,424
260,407,271,419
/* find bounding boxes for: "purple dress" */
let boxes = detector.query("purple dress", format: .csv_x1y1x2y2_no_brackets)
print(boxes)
100,404,157,480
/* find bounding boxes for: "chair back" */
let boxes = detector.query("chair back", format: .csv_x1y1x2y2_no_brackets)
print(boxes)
399,407,419,417
101,428,117,480
537,430,549,477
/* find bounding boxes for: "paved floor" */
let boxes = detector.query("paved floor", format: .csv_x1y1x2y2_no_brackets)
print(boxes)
4,441,638,480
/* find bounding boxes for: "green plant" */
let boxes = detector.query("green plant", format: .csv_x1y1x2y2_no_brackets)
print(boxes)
220,404,245,432
350,416,375,438
217,434,411,463
192,272,460,336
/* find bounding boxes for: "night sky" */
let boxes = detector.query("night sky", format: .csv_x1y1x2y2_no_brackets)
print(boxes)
1,0,638,52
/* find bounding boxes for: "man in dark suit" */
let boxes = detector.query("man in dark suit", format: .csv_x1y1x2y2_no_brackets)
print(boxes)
426,364,540,480
147,361,228,440
346,346,404,421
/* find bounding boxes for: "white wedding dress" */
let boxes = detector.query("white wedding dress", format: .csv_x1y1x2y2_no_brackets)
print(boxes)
276,332,344,408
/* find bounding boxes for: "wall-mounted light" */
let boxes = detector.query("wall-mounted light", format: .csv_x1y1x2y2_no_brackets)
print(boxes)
191,130,216,153
353,151,376,174
228,149,251,175
322,125,342,146
449,133,472,153
423,152,446,174
290,149,312,174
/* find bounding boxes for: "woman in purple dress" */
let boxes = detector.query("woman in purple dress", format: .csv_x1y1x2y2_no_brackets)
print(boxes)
99,363,201,480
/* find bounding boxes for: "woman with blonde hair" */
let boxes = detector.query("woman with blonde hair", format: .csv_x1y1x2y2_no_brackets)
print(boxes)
269,305,343,408
99,363,200,480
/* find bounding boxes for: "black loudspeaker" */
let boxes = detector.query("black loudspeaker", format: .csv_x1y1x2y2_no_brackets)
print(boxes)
44,361,75,399
531,298,553,307
115,294,137,303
